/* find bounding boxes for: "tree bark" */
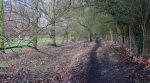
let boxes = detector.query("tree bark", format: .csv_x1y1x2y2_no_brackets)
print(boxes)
109,28,113,41
142,32,146,56
32,1,38,49
88,31,93,42
66,27,69,42
0,0,4,52
33,26,38,49
89,32,93,41
50,22,57,46
129,27,132,52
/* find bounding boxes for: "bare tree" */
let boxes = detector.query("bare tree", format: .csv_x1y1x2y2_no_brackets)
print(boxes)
38,0,71,46
0,0,4,52
76,7,96,41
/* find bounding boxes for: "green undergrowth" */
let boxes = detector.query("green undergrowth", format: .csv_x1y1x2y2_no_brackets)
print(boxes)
5,38,87,53
4,39,87,53
4,38,62,52
76,40,87,43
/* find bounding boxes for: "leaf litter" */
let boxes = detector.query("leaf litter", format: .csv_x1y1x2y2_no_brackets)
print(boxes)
0,40,150,83
0,42,94,83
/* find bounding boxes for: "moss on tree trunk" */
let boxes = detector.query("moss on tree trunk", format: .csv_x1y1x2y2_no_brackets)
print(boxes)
0,0,4,52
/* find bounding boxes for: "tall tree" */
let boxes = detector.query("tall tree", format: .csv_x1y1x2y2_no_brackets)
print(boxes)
31,0,40,49
39,0,71,46
89,0,150,55
105,0,150,55
11,0,41,49
0,0,4,52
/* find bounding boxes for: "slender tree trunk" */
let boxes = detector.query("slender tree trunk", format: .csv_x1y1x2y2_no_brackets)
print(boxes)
62,33,65,44
123,26,126,47
32,1,38,49
62,29,68,44
87,32,89,41
0,0,4,52
49,0,57,46
89,32,92,41
66,33,69,42
33,26,38,49
17,35,21,43
66,27,69,42
142,32,146,56
120,36,123,47
116,24,123,47
129,27,132,52
109,28,113,41
88,30,92,41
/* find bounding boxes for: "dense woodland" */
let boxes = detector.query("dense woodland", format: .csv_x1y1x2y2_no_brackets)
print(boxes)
0,0,150,83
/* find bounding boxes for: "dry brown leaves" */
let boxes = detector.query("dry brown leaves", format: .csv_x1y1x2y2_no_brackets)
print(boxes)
0,42,94,83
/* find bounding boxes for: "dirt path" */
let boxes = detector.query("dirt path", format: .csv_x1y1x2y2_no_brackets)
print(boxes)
87,39,150,83
88,38,101,83
0,39,150,83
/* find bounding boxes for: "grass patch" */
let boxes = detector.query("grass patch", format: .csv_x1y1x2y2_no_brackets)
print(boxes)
0,60,17,67
0,62,8,67
4,38,63,52
76,40,87,43
84,59,89,63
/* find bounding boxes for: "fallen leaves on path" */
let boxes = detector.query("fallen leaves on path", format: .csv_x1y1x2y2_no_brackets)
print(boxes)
0,42,94,83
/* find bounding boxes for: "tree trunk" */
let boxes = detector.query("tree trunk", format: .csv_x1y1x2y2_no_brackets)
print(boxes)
116,24,123,47
62,29,68,44
109,28,113,41
0,0,4,52
121,36,123,47
88,31,92,42
135,36,143,56
32,1,38,49
49,0,57,46
62,33,65,44
33,26,38,49
50,22,57,46
129,27,132,52
89,32,93,41
66,27,69,42
123,26,126,47
142,32,146,56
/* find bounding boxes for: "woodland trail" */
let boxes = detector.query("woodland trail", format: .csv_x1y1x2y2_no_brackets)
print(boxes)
0,39,150,83
87,39,150,83
88,38,102,83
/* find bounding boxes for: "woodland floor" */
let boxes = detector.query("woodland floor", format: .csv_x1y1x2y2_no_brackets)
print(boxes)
87,39,150,83
0,39,150,83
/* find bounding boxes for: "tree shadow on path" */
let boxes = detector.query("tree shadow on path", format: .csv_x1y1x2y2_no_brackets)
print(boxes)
87,38,126,83
87,38,150,83
88,38,101,67
88,38,102,83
